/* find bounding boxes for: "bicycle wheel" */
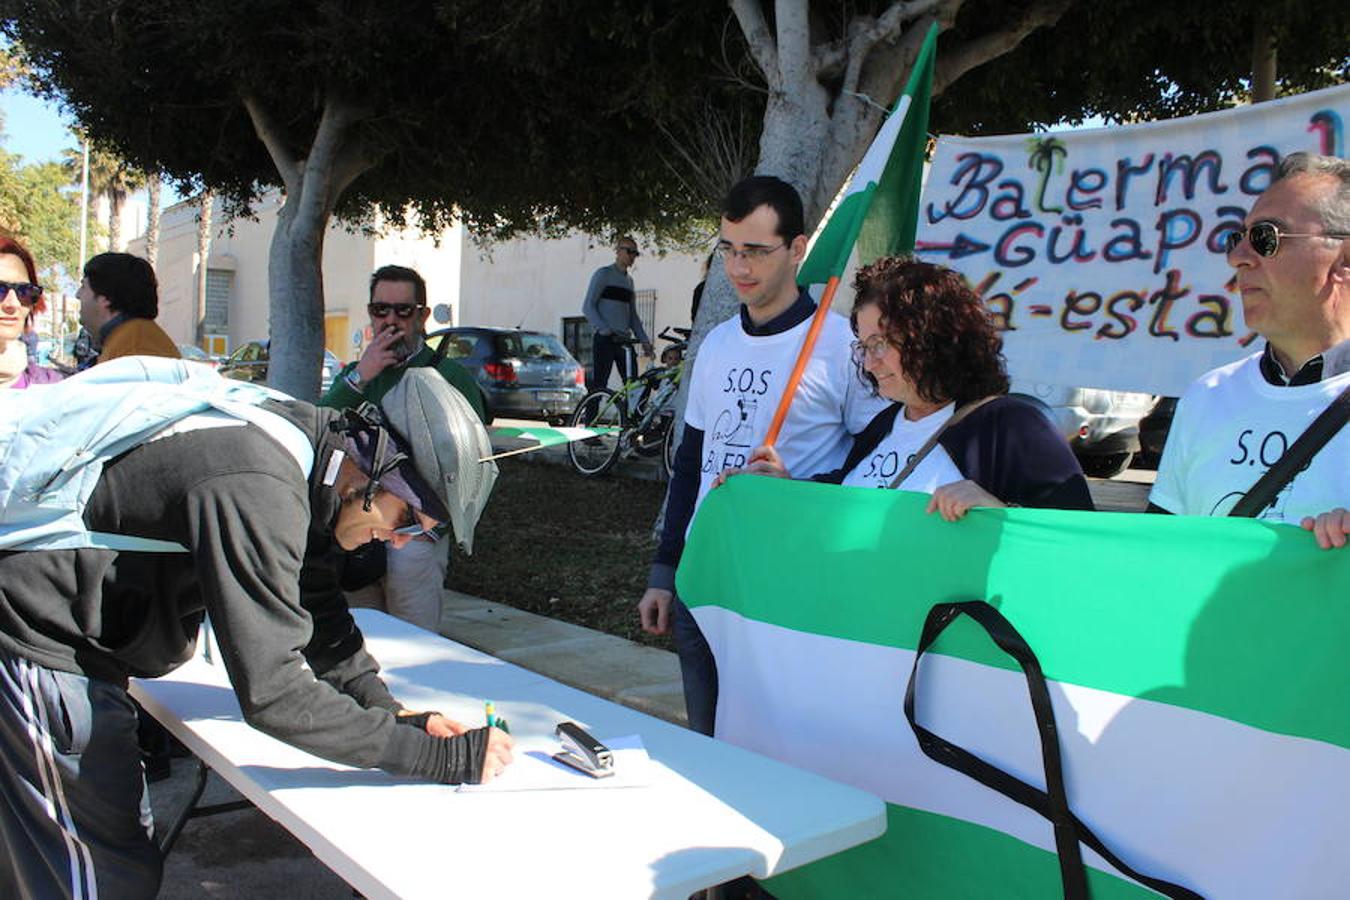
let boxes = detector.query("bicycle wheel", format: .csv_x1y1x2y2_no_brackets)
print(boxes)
567,390,626,476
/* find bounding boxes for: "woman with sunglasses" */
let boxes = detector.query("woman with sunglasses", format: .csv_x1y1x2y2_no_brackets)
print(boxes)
0,236,62,389
722,257,1093,518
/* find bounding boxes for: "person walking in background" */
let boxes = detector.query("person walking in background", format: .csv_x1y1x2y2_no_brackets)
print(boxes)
583,235,652,390
0,236,62,389
78,251,180,364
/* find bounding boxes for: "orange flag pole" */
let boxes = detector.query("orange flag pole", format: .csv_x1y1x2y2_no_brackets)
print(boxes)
762,275,842,448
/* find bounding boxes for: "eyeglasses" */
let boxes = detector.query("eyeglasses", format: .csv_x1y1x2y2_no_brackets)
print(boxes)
368,302,422,319
618,246,640,257
0,280,43,305
1223,220,1350,258
715,241,786,263
850,335,893,366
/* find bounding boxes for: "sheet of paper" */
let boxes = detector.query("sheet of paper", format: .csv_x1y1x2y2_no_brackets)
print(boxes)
457,734,651,793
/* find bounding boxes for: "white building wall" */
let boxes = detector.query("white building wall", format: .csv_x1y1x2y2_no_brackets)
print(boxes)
129,194,706,362
125,199,213,349
88,193,149,253
457,232,705,345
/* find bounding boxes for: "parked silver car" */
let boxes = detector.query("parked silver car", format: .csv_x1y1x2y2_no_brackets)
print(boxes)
1010,382,1156,478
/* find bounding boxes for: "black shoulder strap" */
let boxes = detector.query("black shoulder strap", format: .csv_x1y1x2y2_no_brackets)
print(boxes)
904,600,1204,900
887,395,998,489
427,332,451,369
1230,383,1350,517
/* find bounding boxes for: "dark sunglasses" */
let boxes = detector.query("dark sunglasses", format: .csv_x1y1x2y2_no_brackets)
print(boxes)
618,246,640,257
1223,220,1350,258
368,302,422,319
0,280,43,305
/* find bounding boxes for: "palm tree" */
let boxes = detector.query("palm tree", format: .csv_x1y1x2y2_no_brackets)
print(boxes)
195,190,214,347
60,139,146,252
1024,136,1068,215
145,173,162,268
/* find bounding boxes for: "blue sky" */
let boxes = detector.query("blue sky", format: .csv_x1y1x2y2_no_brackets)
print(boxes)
1,86,182,207
0,86,78,164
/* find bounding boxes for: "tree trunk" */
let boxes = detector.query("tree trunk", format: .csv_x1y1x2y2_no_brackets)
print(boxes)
1251,20,1277,103
755,88,833,223
243,93,375,400
195,190,213,346
107,188,123,251
266,193,329,400
145,174,162,268
662,0,1074,519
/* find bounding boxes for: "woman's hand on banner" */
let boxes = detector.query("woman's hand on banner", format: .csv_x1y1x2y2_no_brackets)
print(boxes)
927,480,1005,522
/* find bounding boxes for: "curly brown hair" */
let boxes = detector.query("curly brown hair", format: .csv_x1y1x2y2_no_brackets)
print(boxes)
850,257,1009,406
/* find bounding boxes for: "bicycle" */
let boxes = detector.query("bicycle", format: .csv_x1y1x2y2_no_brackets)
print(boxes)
568,327,689,477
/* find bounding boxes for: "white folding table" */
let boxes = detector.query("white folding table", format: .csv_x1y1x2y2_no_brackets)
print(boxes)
131,610,885,899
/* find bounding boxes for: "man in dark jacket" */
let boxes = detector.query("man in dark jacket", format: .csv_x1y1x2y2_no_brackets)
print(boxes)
0,368,511,899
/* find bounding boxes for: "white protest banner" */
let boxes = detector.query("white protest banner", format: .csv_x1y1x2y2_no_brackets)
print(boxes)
916,83,1349,396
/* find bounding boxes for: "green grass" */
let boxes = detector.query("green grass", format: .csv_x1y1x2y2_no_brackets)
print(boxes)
448,457,672,647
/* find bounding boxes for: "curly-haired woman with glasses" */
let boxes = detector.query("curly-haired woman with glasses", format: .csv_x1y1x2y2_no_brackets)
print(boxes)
721,257,1092,518
0,236,62,390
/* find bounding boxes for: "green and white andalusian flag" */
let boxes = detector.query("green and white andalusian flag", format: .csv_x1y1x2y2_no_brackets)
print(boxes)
482,424,617,461
797,22,937,286
677,476,1350,898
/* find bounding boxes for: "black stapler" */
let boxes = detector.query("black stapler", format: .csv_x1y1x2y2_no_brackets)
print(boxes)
553,721,615,778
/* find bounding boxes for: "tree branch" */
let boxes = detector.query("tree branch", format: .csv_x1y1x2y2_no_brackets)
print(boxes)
729,0,779,88
872,0,950,44
241,95,301,194
856,10,947,106
773,0,813,88
296,94,376,225
932,0,1074,95
818,0,952,92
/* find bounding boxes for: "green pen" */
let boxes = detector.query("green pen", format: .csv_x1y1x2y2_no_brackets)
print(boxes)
484,700,496,729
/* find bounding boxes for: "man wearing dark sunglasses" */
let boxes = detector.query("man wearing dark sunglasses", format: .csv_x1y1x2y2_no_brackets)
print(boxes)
582,235,653,390
322,265,487,631
1151,152,1349,550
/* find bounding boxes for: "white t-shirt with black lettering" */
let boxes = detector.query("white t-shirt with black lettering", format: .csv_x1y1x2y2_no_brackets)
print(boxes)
1150,351,1350,522
685,311,885,511
840,403,965,491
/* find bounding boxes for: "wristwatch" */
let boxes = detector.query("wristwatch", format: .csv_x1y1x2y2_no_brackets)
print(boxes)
344,369,364,391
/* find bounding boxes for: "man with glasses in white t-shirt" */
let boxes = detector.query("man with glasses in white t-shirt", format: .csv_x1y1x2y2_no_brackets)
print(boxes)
637,176,885,735
1149,152,1349,549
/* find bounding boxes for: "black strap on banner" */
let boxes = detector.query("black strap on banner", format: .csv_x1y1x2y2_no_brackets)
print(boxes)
903,600,1204,900
1230,383,1350,518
